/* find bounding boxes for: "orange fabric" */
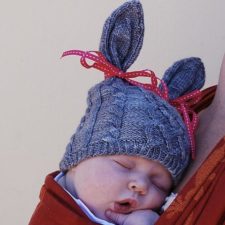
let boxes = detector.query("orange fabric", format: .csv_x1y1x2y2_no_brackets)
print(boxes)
156,138,225,225
156,86,225,225
28,171,97,225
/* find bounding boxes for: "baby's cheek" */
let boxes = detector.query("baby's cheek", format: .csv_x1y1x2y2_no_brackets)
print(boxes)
80,170,114,198
92,168,126,200
146,188,167,210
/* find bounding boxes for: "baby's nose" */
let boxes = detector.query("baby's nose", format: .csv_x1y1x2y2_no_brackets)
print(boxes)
128,175,149,195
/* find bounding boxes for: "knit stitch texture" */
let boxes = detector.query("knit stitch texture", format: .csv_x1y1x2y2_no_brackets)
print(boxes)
60,78,190,182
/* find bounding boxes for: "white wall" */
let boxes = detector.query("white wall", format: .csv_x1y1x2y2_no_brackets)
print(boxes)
0,0,224,224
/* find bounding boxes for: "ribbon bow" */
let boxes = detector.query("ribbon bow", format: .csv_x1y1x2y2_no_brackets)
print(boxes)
61,50,202,159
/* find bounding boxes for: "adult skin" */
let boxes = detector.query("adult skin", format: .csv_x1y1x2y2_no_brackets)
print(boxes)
176,53,225,192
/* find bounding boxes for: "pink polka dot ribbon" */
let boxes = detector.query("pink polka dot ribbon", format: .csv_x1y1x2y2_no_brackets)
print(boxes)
61,50,202,159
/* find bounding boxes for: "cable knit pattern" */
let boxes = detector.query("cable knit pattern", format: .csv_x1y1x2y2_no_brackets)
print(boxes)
60,78,190,183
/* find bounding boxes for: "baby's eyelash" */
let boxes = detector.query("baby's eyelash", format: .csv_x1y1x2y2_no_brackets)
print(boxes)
113,160,131,169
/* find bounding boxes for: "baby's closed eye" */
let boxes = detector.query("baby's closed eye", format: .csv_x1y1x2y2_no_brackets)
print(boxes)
150,176,170,194
113,160,133,170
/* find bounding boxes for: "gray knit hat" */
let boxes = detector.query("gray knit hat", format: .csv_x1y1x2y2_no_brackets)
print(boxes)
60,0,205,183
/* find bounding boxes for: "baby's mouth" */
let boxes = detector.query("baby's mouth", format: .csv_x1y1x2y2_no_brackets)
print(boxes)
113,199,137,214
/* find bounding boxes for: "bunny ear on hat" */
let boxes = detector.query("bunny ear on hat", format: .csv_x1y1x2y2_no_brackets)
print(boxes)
99,0,144,72
161,57,206,100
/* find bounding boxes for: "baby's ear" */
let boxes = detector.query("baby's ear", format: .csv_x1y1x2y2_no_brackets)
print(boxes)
99,0,144,72
161,57,205,99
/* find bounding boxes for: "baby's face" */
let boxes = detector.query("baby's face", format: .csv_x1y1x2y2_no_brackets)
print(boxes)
66,155,172,221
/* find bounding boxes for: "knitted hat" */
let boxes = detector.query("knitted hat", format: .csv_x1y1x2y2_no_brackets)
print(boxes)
60,0,205,183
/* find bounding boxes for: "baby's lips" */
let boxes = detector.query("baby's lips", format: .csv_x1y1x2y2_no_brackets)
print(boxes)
113,198,137,214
